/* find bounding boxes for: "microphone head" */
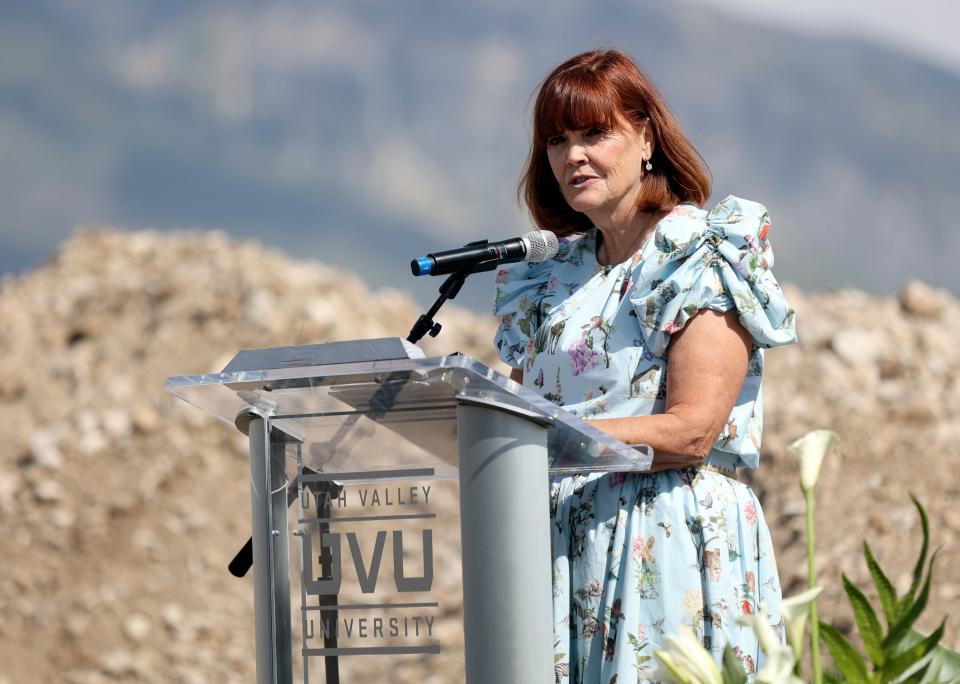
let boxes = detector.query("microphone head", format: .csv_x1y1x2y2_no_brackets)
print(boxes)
522,230,560,264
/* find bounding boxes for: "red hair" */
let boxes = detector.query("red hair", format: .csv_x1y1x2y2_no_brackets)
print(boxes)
519,49,712,235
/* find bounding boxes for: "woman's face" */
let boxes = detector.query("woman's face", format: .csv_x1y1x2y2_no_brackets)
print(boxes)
546,118,652,220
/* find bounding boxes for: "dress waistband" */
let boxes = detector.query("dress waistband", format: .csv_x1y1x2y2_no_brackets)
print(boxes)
701,463,739,480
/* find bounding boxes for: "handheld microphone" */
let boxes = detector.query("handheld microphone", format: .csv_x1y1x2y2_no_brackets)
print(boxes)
411,230,559,276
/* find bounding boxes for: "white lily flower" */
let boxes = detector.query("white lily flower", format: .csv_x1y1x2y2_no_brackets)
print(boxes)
737,603,804,684
651,626,722,684
736,608,780,655
788,429,839,492
780,586,823,660
755,648,803,684
653,650,699,684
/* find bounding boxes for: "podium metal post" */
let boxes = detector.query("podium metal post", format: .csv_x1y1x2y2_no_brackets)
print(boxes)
248,416,294,684
457,397,554,684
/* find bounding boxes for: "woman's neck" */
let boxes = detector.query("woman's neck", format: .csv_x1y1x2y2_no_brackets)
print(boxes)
593,207,668,266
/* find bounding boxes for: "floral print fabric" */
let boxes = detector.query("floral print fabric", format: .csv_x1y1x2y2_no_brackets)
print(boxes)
492,196,798,682
551,469,781,682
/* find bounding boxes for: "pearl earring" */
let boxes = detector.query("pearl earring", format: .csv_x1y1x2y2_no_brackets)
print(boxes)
645,160,653,171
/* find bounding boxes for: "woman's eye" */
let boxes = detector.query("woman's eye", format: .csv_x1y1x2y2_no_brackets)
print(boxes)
586,127,606,138
546,135,565,146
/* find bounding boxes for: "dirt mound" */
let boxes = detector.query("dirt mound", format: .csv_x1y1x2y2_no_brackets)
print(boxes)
0,229,956,682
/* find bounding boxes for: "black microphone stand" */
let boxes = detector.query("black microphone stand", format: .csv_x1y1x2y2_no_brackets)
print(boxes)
313,479,343,684
407,259,498,344
227,467,343,682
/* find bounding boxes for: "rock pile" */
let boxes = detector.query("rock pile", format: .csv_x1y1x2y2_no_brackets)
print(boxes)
755,278,960,647
0,229,956,682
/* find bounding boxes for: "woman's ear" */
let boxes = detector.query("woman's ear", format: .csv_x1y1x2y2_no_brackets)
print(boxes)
642,125,655,159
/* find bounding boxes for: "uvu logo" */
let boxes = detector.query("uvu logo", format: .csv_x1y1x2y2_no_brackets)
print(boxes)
302,529,433,594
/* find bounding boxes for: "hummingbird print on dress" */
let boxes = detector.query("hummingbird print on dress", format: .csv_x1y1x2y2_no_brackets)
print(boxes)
635,536,656,563
703,548,722,582
543,368,563,404
733,646,756,674
633,534,661,596
534,368,544,389
718,418,738,448
629,364,660,399
549,320,566,354
532,316,551,359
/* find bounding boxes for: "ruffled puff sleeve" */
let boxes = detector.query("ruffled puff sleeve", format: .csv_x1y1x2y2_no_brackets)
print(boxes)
630,195,797,359
628,195,798,469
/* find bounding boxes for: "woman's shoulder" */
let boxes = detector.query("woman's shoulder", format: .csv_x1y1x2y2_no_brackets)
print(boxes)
647,203,709,255
648,196,770,256
629,194,795,357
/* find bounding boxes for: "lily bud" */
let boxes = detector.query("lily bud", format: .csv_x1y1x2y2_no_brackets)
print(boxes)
788,429,839,492
780,586,823,660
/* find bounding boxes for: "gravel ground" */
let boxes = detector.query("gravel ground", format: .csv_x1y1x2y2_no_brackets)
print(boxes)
0,229,955,682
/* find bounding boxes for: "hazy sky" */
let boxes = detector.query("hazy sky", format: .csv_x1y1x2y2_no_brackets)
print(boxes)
688,0,960,74
2,1,958,307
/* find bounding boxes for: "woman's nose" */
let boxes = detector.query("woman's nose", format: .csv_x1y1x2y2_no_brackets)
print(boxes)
565,143,587,165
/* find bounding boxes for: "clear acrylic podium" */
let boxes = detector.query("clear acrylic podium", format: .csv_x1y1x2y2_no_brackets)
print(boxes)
165,338,653,684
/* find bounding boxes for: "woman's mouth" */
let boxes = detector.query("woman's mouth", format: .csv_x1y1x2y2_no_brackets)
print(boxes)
570,176,597,188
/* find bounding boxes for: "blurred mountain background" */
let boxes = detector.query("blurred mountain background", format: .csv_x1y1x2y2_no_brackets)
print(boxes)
1,0,958,314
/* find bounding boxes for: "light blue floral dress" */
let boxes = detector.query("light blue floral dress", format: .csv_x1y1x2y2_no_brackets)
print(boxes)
492,196,798,683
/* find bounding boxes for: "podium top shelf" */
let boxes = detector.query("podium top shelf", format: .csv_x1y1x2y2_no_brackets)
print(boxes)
165,342,652,477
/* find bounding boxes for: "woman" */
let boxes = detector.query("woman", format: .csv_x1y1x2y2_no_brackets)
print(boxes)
493,50,797,683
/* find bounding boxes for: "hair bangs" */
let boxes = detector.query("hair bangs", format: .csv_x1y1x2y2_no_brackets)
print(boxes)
534,75,622,146
520,49,712,235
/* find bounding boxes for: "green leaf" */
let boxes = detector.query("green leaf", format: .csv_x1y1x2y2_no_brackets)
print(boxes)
864,540,899,627
903,629,960,683
899,495,930,620
824,671,845,684
931,645,960,681
902,661,933,684
883,548,940,652
934,659,960,682
721,645,748,684
880,619,945,682
843,572,885,667
820,621,871,683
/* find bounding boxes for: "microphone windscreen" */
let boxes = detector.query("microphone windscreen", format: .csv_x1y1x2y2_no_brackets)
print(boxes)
523,230,560,263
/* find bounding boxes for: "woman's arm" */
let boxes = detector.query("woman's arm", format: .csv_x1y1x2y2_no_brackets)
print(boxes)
588,309,752,471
